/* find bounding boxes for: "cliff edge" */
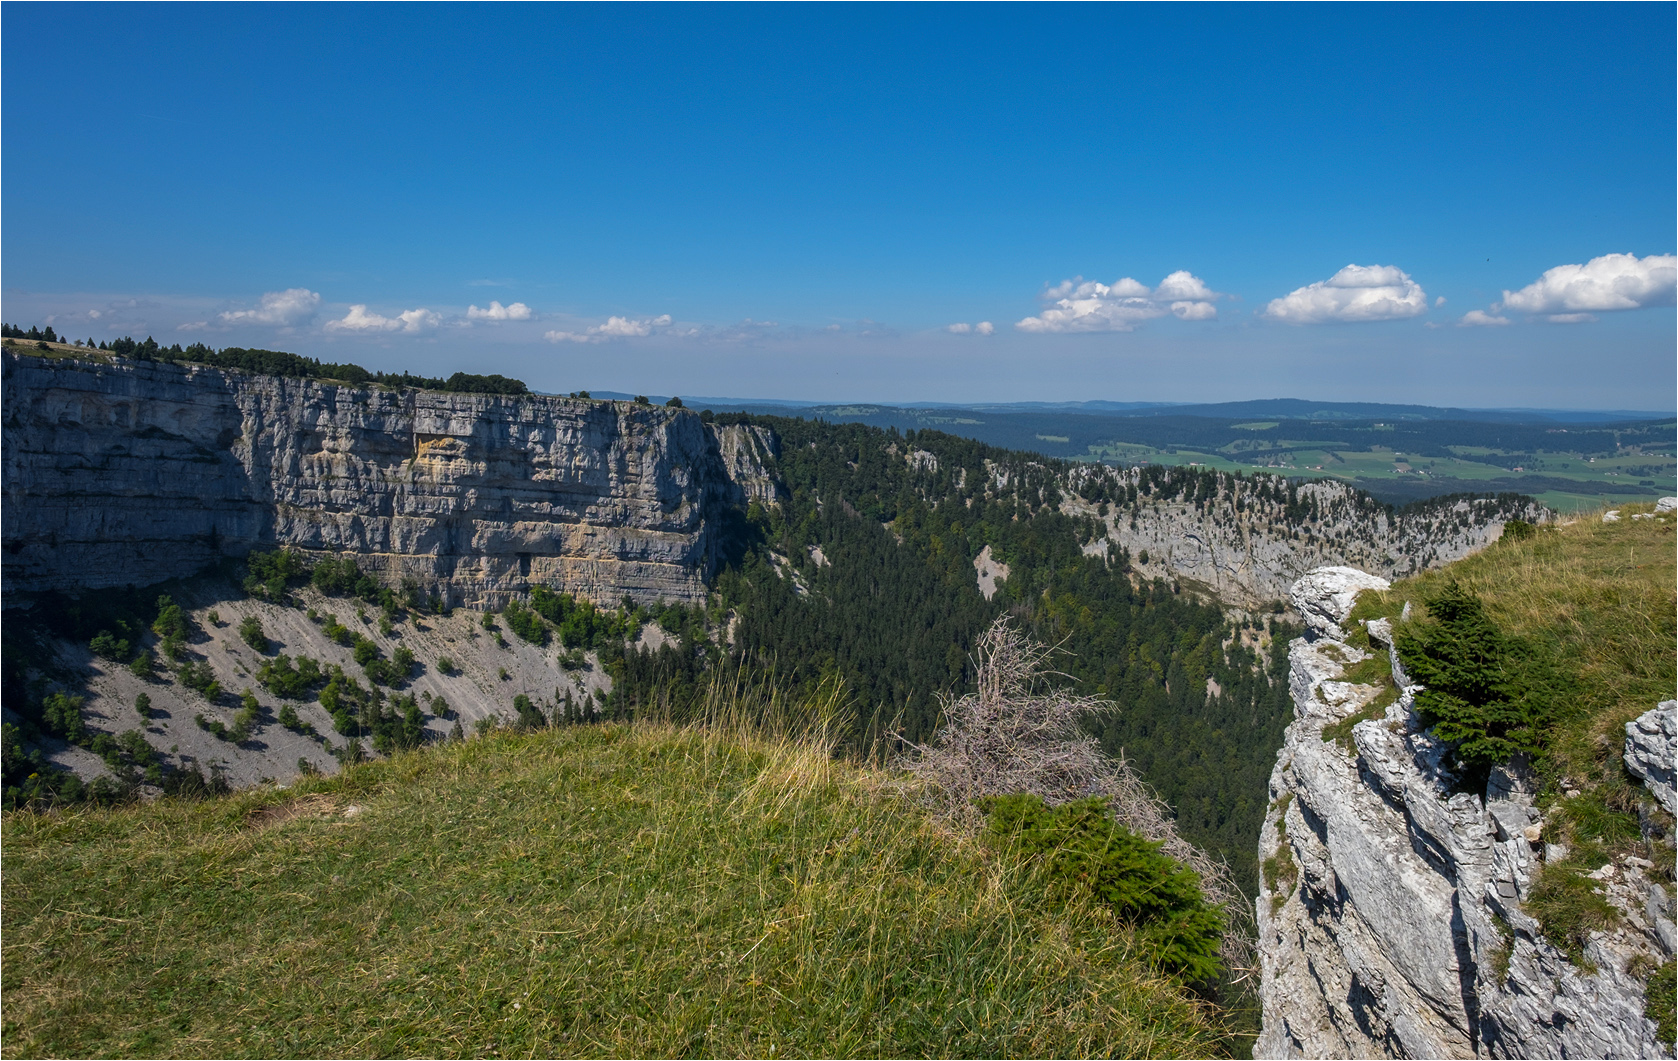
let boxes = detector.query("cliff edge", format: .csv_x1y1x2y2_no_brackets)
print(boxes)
1256,564,1675,1059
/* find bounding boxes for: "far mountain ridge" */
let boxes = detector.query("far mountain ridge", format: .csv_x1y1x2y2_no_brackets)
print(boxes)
599,393,1674,424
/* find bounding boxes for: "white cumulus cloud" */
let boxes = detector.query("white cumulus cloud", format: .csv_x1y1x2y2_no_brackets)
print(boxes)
544,314,672,343
1499,252,1676,317
466,300,533,321
1015,270,1222,333
975,320,994,335
218,288,321,327
1458,310,1510,327
326,305,441,333
1153,270,1218,302
947,323,971,334
1261,265,1427,324
948,321,996,335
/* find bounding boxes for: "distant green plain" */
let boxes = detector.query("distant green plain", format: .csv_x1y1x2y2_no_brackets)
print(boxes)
1082,439,1675,513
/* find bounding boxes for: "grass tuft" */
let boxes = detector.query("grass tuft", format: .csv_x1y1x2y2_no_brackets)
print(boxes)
1648,960,1676,1048
1260,795,1298,915
1523,851,1621,970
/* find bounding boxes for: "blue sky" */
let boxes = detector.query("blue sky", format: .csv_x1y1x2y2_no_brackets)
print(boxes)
4,3,1673,409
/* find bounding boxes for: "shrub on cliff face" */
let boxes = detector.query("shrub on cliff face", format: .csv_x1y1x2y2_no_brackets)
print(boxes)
238,615,268,652
258,654,325,700
352,635,379,666
512,694,547,730
322,614,353,645
311,557,380,599
357,642,414,687
243,549,309,601
528,585,646,649
89,630,133,662
151,596,189,641
176,661,221,703
231,689,261,742
1396,581,1563,771
367,694,426,754
42,693,86,743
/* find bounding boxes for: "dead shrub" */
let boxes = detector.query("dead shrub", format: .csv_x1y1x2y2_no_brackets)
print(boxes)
900,616,1253,971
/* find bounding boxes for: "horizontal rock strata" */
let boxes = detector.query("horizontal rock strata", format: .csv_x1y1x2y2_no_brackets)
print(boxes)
2,353,779,607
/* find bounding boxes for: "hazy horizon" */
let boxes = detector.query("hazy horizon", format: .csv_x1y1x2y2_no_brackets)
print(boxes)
4,5,1674,410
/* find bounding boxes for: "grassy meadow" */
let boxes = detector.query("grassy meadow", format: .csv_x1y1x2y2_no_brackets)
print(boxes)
1354,498,1674,795
1,716,1238,1059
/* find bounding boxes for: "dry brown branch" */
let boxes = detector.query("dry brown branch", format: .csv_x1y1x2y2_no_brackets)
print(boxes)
899,615,1255,971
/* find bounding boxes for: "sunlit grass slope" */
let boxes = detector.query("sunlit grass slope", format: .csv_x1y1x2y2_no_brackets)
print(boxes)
2,721,1233,1059
1356,499,1674,795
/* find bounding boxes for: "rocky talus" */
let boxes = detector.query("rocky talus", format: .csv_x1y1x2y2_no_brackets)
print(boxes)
2,353,779,606
1255,567,1674,1059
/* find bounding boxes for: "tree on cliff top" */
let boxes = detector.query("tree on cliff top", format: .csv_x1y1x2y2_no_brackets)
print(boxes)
1397,580,1564,772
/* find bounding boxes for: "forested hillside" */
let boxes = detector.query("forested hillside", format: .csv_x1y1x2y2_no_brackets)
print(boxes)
699,398,1676,509
621,416,1302,892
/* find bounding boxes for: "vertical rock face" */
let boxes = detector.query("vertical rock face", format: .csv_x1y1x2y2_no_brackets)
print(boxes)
2,353,779,606
1057,464,1546,609
1255,568,1674,1060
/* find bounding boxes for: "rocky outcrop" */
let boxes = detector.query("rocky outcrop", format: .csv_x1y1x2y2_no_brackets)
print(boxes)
1288,566,1391,638
1058,465,1545,609
1626,704,1677,816
1256,567,1673,1060
2,353,781,607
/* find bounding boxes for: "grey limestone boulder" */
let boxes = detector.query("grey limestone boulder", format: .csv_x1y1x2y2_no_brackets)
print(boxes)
1287,565,1391,640
1626,702,1677,816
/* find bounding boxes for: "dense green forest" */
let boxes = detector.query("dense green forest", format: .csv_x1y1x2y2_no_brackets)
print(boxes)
703,400,1676,506
619,417,1301,893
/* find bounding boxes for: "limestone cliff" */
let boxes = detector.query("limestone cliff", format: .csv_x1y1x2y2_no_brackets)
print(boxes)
1256,567,1674,1060
2,352,779,607
1058,464,1545,609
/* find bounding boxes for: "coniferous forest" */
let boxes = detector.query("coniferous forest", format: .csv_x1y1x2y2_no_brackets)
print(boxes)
619,415,1301,894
